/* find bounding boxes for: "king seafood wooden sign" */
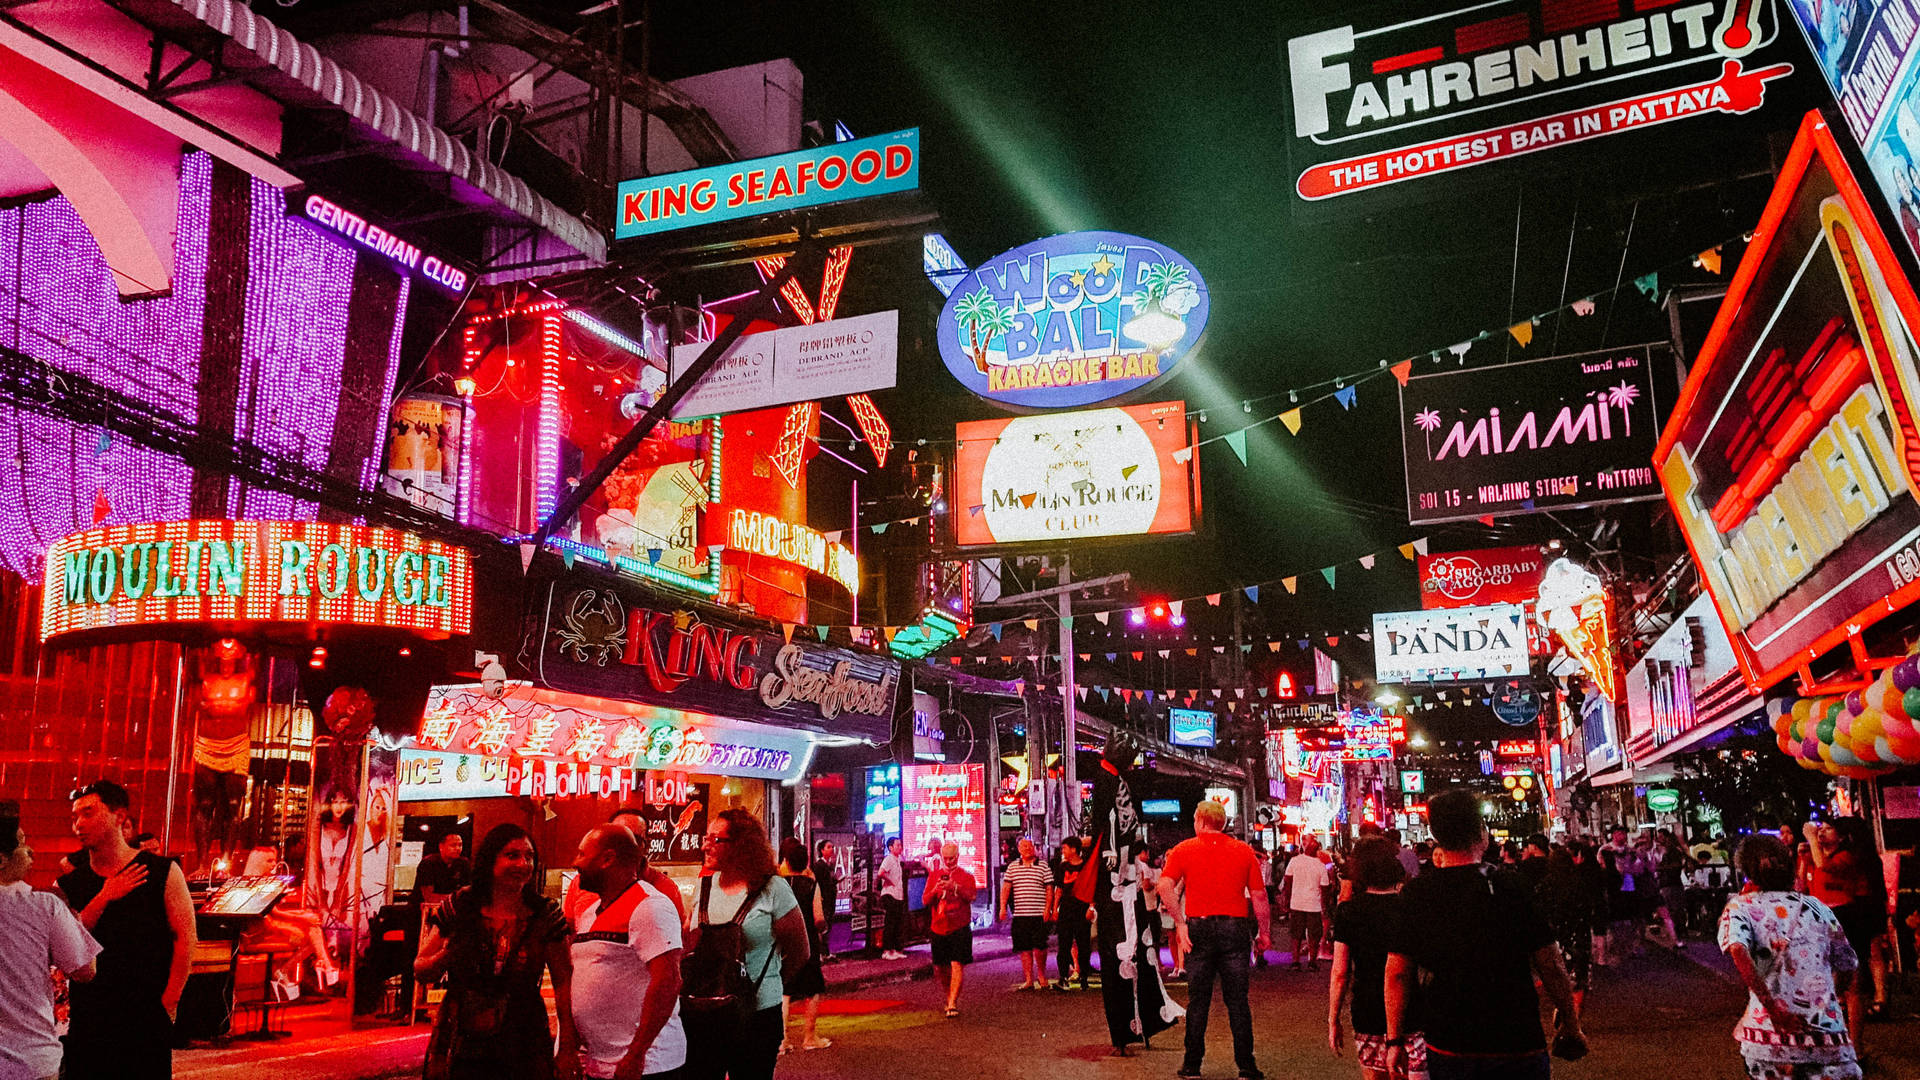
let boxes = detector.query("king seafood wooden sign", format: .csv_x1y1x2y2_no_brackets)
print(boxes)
532,579,900,742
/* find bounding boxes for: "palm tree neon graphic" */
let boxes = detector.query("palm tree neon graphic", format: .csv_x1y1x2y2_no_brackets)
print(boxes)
953,287,1001,375
1414,408,1442,458
1605,380,1641,436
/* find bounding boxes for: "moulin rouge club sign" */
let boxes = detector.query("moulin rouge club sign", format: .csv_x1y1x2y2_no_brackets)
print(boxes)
937,232,1209,410
538,583,900,741
1400,347,1663,526
952,401,1199,547
1657,112,1920,692
614,129,920,239
1285,1,1792,201
41,519,473,642
1417,544,1546,608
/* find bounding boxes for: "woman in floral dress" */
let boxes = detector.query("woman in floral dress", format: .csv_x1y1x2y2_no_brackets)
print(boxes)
1718,834,1859,1080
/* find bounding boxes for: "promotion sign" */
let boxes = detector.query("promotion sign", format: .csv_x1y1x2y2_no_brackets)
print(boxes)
1788,0,1920,262
901,764,989,880
41,519,473,642
1656,112,1920,691
636,776,709,865
1401,347,1663,526
1417,544,1546,608
670,309,898,419
952,400,1199,547
1373,603,1529,682
614,129,920,239
1284,1,1792,202
936,232,1208,410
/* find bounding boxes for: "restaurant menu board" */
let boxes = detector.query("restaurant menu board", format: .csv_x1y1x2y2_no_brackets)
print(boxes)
1400,348,1662,525
636,777,708,865
900,764,989,883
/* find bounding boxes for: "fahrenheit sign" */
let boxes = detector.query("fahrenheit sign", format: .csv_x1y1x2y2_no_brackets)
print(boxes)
41,520,473,641
615,130,920,240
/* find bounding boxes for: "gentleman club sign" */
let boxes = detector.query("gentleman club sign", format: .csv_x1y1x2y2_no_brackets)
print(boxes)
1284,0,1793,201
1400,347,1664,526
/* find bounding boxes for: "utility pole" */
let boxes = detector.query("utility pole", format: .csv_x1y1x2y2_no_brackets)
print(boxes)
1058,556,1078,833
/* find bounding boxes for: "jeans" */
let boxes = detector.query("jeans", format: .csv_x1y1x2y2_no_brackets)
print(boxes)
1426,1051,1551,1080
1057,902,1092,983
1182,915,1257,1076
881,893,906,951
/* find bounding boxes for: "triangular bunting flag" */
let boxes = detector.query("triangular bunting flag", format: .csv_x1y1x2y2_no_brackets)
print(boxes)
561,547,576,570
1334,385,1357,410
1298,639,1310,650
1244,585,1259,604
1158,650,1171,659
1078,687,1089,701
1132,651,1144,661
1633,271,1659,299
1206,593,1221,606
1359,554,1376,570
1213,645,1226,654
1359,631,1372,642
1224,429,1248,465
969,504,984,516
1061,615,1074,631
1095,612,1110,626
1327,636,1341,647
950,656,962,666
1399,542,1416,561
647,548,663,565
1448,341,1473,358
871,522,889,534
1106,653,1118,662
1321,566,1337,588
1278,408,1302,435
825,530,842,544
1172,446,1194,465
815,626,830,641
1169,600,1184,618
881,627,899,643
782,624,796,643
1267,641,1281,652
1235,688,1246,699
518,542,536,573
1282,576,1297,594
1572,297,1597,316
988,624,1003,641
1185,649,1198,657
1121,689,1134,703
1696,247,1723,274
1018,492,1038,509
1390,359,1413,386
1079,653,1091,662
1240,644,1253,654
1413,537,1429,555
1211,688,1222,698
1023,619,1039,631
1478,514,1495,526
1509,320,1534,346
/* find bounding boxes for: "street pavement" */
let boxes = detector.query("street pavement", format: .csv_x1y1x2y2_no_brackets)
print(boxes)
175,942,1920,1080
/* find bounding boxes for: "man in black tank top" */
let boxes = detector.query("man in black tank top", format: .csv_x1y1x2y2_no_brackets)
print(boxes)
57,780,196,1080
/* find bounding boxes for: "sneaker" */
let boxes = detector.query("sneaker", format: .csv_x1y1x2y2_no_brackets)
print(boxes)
1175,1067,1203,1079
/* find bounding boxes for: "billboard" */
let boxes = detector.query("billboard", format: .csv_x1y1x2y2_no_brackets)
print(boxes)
614,129,919,239
669,309,898,420
1400,347,1663,525
1284,1,1794,202
1417,544,1546,608
901,764,989,879
936,232,1208,410
952,401,1199,547
1656,112,1920,691
1787,0,1920,261
1373,603,1529,682
1169,707,1217,748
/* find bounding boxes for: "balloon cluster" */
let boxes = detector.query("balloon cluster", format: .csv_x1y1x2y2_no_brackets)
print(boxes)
1769,650,1920,777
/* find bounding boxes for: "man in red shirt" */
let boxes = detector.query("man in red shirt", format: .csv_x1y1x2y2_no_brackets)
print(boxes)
925,842,978,1018
1158,800,1271,1080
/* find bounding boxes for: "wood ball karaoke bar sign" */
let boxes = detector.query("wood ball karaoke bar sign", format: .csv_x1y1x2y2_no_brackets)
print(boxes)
41,520,473,641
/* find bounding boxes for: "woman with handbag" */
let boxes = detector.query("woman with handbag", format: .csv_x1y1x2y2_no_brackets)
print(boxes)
682,810,811,1080
416,824,578,1080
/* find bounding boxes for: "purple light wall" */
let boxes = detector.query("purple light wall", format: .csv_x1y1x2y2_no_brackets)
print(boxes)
0,153,408,578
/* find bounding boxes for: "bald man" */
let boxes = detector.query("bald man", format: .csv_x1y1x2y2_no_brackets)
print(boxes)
608,808,689,926
567,826,686,1080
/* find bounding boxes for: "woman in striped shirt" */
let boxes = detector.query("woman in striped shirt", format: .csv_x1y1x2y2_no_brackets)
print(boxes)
1000,837,1056,991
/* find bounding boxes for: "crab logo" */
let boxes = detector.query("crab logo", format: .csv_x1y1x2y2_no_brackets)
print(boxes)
555,589,627,666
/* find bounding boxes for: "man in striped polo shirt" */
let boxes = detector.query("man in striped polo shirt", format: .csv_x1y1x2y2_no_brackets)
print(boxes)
999,836,1055,991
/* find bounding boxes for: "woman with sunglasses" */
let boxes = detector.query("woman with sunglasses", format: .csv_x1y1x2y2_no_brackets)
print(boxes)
684,810,812,1080
417,824,578,1080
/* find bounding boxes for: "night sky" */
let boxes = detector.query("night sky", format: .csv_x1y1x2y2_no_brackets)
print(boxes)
644,1,1836,638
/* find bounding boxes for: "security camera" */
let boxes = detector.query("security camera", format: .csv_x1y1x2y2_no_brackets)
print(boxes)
475,652,507,699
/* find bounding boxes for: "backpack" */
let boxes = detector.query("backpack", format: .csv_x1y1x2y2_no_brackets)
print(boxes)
680,876,775,1022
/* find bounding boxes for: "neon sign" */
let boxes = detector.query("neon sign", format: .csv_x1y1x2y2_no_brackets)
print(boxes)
614,129,920,239
301,195,468,292
41,520,473,642
1538,558,1618,702
937,232,1208,409
1495,739,1536,757
726,509,859,593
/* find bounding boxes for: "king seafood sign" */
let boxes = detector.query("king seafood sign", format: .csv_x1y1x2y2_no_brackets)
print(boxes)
1284,1,1794,201
1657,112,1920,692
534,579,900,742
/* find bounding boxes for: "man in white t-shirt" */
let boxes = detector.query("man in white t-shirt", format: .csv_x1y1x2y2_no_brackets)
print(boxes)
876,837,908,960
568,825,686,1080
0,805,102,1080
1280,836,1333,971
